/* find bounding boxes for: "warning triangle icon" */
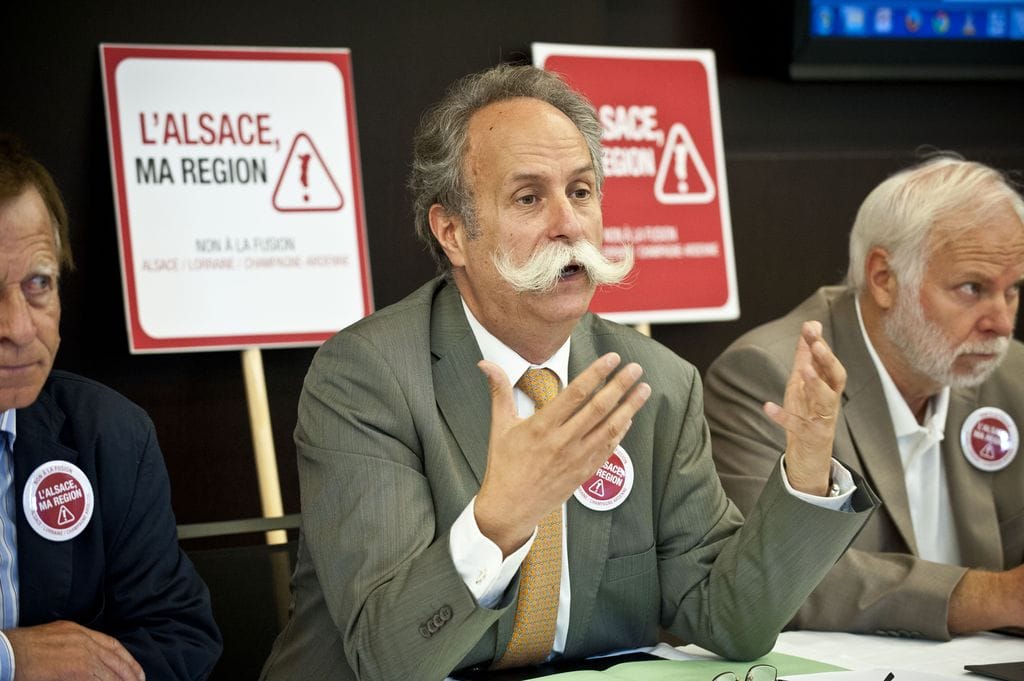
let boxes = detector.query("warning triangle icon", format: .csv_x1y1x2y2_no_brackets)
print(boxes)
57,505,76,526
588,479,606,497
272,133,345,212
653,122,716,205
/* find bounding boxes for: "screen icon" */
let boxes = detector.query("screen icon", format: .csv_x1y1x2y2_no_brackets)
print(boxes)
1011,9,1024,39
841,5,867,34
874,6,893,34
905,8,923,33
988,9,1008,37
962,12,977,37
813,5,835,35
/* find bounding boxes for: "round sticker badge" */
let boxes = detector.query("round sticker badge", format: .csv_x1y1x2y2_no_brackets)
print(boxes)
574,445,633,511
960,407,1018,472
22,461,94,541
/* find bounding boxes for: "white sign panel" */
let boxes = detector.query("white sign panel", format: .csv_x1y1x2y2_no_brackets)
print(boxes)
100,44,372,352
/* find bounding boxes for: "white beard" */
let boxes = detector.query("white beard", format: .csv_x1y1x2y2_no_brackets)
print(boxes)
883,287,1010,389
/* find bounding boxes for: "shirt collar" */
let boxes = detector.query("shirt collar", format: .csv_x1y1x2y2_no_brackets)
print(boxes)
855,296,950,440
461,298,571,389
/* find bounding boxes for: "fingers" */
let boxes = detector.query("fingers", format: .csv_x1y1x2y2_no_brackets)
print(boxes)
478,360,516,428
541,353,648,434
481,353,645,436
763,400,786,428
768,320,847,431
570,363,649,445
5,620,145,681
801,321,846,393
794,321,845,409
771,365,837,429
86,629,145,681
536,352,623,425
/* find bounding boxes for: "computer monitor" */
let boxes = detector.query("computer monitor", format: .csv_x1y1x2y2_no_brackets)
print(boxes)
791,1,1024,79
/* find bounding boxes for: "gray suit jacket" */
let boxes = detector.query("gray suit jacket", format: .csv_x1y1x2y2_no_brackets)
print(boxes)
705,285,1024,640
261,278,875,681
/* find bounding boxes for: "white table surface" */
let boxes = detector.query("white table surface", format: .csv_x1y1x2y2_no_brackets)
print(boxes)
680,630,1023,679
444,630,1022,679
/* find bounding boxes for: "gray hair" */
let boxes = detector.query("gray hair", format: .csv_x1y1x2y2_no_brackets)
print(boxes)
846,154,1024,292
409,64,604,274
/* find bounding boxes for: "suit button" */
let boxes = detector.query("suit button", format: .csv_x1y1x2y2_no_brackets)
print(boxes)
420,605,454,638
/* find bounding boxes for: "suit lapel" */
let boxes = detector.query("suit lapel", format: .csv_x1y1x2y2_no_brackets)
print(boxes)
430,282,491,485
831,292,919,554
13,390,77,625
562,320,614,657
944,388,1002,568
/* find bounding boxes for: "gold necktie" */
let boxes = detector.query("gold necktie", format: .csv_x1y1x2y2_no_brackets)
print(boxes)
492,367,563,669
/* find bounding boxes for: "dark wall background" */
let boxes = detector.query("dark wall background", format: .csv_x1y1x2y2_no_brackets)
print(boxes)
3,1,1023,526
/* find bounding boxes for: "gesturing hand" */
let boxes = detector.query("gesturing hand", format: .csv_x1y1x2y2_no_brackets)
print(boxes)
5,620,145,681
474,352,651,556
763,320,847,496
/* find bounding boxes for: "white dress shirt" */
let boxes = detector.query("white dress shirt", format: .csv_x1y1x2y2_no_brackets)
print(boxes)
855,299,961,564
0,409,20,680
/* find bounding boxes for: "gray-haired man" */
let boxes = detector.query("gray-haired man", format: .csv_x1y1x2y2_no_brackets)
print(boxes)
707,155,1024,640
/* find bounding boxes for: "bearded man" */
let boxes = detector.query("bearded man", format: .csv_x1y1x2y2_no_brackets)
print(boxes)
706,155,1024,641
259,64,877,681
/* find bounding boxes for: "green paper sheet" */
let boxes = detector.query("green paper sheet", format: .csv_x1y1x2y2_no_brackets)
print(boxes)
541,651,845,680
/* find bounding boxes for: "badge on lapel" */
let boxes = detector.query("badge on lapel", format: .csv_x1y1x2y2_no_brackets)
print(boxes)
23,461,95,541
960,407,1018,472
574,445,634,511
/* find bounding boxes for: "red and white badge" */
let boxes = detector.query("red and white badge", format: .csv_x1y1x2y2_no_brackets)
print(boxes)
22,461,95,541
960,407,1018,472
574,446,634,511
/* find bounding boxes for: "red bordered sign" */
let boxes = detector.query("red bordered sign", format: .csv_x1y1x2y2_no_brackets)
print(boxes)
100,44,373,352
534,43,738,324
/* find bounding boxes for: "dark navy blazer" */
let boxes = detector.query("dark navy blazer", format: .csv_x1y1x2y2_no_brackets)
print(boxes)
14,371,221,680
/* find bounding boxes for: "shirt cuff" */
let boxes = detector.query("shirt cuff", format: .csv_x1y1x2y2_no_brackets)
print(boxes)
449,496,535,607
779,455,857,511
0,631,14,681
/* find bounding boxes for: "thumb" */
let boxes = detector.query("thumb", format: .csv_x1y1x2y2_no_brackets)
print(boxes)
763,400,791,430
478,360,516,428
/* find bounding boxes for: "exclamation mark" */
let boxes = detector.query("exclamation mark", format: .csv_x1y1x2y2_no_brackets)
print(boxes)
674,143,689,193
298,153,311,202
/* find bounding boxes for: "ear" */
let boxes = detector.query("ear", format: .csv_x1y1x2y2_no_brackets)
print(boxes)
865,246,898,310
429,203,468,269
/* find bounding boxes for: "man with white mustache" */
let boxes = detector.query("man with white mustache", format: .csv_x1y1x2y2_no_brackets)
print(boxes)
706,155,1024,640
261,64,876,681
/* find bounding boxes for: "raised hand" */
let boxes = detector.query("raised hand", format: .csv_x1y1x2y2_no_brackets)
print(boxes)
763,321,847,496
474,352,651,555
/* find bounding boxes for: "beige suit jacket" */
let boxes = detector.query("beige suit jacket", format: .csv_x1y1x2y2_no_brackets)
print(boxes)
705,285,1024,639
261,278,876,681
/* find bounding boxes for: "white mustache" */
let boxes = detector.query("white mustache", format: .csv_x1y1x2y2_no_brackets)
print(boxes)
492,240,634,293
957,336,1010,357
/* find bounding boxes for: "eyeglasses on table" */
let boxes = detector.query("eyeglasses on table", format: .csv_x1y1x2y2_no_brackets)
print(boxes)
712,664,778,681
